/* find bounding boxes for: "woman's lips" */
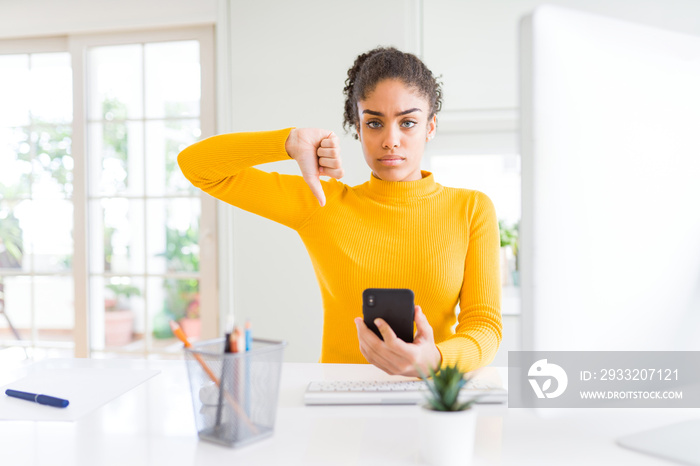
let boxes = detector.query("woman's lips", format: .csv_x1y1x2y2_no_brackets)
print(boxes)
378,156,405,166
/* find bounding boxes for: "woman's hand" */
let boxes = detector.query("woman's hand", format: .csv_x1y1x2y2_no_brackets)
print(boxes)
285,128,344,206
354,305,443,377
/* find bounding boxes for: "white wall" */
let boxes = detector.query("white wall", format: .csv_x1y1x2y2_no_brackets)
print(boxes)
0,0,217,39
423,0,700,113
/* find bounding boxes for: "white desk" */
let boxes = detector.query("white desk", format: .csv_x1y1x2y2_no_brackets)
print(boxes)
0,359,696,465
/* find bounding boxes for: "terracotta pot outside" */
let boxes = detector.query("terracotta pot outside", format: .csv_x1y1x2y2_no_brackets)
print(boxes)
105,309,134,346
179,317,201,339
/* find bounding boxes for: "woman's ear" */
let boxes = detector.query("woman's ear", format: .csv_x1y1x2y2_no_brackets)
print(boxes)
426,114,437,141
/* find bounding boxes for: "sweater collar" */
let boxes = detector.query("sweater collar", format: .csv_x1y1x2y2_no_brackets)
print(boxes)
364,170,440,201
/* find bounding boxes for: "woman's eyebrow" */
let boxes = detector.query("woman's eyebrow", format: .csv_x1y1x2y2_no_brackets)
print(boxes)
362,108,422,117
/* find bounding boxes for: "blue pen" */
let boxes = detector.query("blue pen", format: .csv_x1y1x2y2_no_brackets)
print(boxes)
5,389,69,408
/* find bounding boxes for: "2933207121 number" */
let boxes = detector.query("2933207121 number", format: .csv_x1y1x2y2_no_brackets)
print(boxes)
599,368,678,381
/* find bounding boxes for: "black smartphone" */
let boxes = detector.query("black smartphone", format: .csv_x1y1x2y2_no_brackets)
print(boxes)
362,288,414,343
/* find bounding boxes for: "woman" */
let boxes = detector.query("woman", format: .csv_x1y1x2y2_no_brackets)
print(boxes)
178,47,502,377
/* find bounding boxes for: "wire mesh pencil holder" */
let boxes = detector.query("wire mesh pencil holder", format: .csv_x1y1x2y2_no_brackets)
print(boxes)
184,337,287,448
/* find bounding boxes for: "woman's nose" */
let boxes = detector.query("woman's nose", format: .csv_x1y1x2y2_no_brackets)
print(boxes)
382,127,400,149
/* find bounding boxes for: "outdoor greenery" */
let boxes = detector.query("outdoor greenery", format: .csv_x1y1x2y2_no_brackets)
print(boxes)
165,102,190,186
163,224,200,273
1,119,72,324
100,97,129,272
102,97,130,191
103,226,116,271
35,124,73,196
0,121,72,266
0,211,23,269
105,283,141,312
499,219,519,271
161,224,200,321
152,224,200,339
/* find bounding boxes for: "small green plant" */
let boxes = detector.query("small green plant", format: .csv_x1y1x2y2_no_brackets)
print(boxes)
105,284,141,311
418,364,479,412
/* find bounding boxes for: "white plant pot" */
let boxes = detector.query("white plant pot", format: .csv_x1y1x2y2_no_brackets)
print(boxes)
419,405,477,466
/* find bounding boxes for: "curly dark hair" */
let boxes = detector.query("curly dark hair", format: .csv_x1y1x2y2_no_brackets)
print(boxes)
343,46,442,139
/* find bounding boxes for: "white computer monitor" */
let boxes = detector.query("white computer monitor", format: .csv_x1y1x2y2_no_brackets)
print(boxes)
519,5,700,352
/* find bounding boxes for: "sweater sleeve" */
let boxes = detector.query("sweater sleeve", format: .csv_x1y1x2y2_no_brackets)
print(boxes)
177,128,339,230
436,192,503,372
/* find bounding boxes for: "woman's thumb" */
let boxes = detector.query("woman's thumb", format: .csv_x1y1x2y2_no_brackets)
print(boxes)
303,173,326,207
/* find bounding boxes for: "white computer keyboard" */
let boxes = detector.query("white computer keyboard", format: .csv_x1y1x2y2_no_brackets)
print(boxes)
307,379,496,392
304,379,507,405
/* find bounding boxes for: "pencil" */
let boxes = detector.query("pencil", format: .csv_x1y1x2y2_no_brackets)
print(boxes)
170,321,258,434
231,326,244,435
231,326,240,353
215,332,231,427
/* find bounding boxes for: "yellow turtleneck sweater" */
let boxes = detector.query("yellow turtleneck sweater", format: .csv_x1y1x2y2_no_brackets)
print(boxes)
178,128,502,372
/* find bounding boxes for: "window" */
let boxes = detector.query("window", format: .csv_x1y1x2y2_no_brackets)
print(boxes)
0,27,216,358
430,154,520,224
0,44,74,354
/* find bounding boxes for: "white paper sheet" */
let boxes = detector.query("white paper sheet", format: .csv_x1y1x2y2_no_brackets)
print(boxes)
0,367,160,422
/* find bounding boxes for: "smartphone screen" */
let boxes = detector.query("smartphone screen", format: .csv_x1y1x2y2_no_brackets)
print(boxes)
362,288,414,343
